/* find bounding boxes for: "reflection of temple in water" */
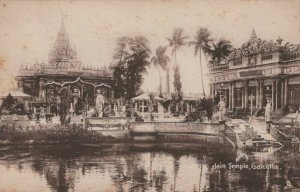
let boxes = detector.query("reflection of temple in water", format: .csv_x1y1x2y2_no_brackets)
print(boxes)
16,20,116,113
2,145,297,192
209,30,300,111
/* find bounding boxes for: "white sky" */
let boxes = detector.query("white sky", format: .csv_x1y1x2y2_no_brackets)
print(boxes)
0,0,299,94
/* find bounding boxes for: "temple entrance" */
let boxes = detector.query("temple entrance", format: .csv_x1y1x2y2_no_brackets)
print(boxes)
235,88,243,108
289,84,300,105
263,85,272,106
248,87,256,108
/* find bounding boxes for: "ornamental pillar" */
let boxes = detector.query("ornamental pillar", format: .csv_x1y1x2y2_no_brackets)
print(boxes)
272,80,275,111
212,84,215,103
242,89,244,108
259,80,264,108
39,79,46,100
17,80,24,92
275,79,279,110
232,82,235,108
256,81,259,109
229,83,232,110
244,81,248,109
141,101,144,112
284,78,288,105
281,79,284,107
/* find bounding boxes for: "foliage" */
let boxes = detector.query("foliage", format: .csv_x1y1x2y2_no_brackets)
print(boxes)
226,108,250,120
111,36,151,100
59,91,68,125
206,38,233,64
172,65,183,102
75,98,83,115
1,94,26,115
167,28,189,58
189,27,212,56
184,98,213,121
0,124,130,143
189,27,212,97
151,46,170,97
167,28,188,98
214,92,220,105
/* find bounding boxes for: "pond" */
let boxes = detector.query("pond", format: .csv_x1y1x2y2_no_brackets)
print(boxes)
0,144,298,192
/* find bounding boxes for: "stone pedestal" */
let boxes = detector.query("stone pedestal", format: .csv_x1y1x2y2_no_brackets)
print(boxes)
266,120,272,133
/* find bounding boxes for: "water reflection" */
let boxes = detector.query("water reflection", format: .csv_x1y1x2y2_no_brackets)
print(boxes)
0,145,299,192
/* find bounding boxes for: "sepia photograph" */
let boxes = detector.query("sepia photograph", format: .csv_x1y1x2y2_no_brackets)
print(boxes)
0,0,300,191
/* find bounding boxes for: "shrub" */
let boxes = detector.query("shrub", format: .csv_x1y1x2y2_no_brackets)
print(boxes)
0,124,128,144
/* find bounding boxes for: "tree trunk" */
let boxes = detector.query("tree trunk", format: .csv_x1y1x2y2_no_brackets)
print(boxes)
166,66,170,97
158,66,162,97
200,48,206,97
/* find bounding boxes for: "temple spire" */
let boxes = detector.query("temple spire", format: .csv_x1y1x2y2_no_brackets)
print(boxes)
60,17,65,34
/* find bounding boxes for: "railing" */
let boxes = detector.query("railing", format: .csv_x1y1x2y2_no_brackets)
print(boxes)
84,117,130,130
19,69,112,77
130,122,225,135
209,65,229,73
280,51,300,61
270,122,300,148
261,53,273,61
233,59,242,66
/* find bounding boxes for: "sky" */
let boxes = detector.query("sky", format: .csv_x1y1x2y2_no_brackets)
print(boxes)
0,0,299,94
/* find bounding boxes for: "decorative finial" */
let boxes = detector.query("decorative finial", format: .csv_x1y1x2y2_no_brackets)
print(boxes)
60,17,65,34
276,36,283,45
251,29,257,40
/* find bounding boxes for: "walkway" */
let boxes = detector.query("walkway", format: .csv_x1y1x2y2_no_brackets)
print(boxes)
251,118,276,141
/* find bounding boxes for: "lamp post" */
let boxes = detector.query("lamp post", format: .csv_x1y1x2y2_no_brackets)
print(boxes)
248,94,255,116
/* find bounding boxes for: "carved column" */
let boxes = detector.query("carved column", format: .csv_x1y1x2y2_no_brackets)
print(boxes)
39,79,46,100
17,79,24,92
212,84,215,103
284,78,288,105
110,89,114,100
244,80,248,109
229,83,232,110
242,89,244,108
232,82,235,109
275,79,279,110
210,83,213,98
272,80,275,111
256,81,259,109
259,80,264,108
281,79,284,107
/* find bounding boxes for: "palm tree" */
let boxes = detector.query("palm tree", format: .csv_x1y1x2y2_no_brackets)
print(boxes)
167,28,188,97
151,46,170,97
189,27,212,97
206,38,232,65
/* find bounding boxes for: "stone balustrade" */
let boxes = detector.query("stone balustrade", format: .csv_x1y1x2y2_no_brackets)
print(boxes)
130,122,225,136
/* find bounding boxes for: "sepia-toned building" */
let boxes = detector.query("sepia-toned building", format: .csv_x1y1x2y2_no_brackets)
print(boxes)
16,21,116,111
209,30,300,111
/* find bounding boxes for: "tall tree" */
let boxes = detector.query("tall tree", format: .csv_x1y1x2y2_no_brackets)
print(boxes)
173,65,183,101
189,27,212,97
110,37,131,99
151,46,170,97
167,28,188,97
206,38,232,65
111,36,151,100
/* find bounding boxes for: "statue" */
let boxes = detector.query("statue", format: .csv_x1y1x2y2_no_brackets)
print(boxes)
218,97,226,121
95,90,105,117
265,100,272,121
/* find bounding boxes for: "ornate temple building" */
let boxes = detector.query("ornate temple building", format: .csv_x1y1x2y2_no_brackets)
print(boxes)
16,21,116,114
209,30,300,111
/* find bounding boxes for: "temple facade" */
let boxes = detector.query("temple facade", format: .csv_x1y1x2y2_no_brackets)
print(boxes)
16,21,116,114
209,30,300,111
